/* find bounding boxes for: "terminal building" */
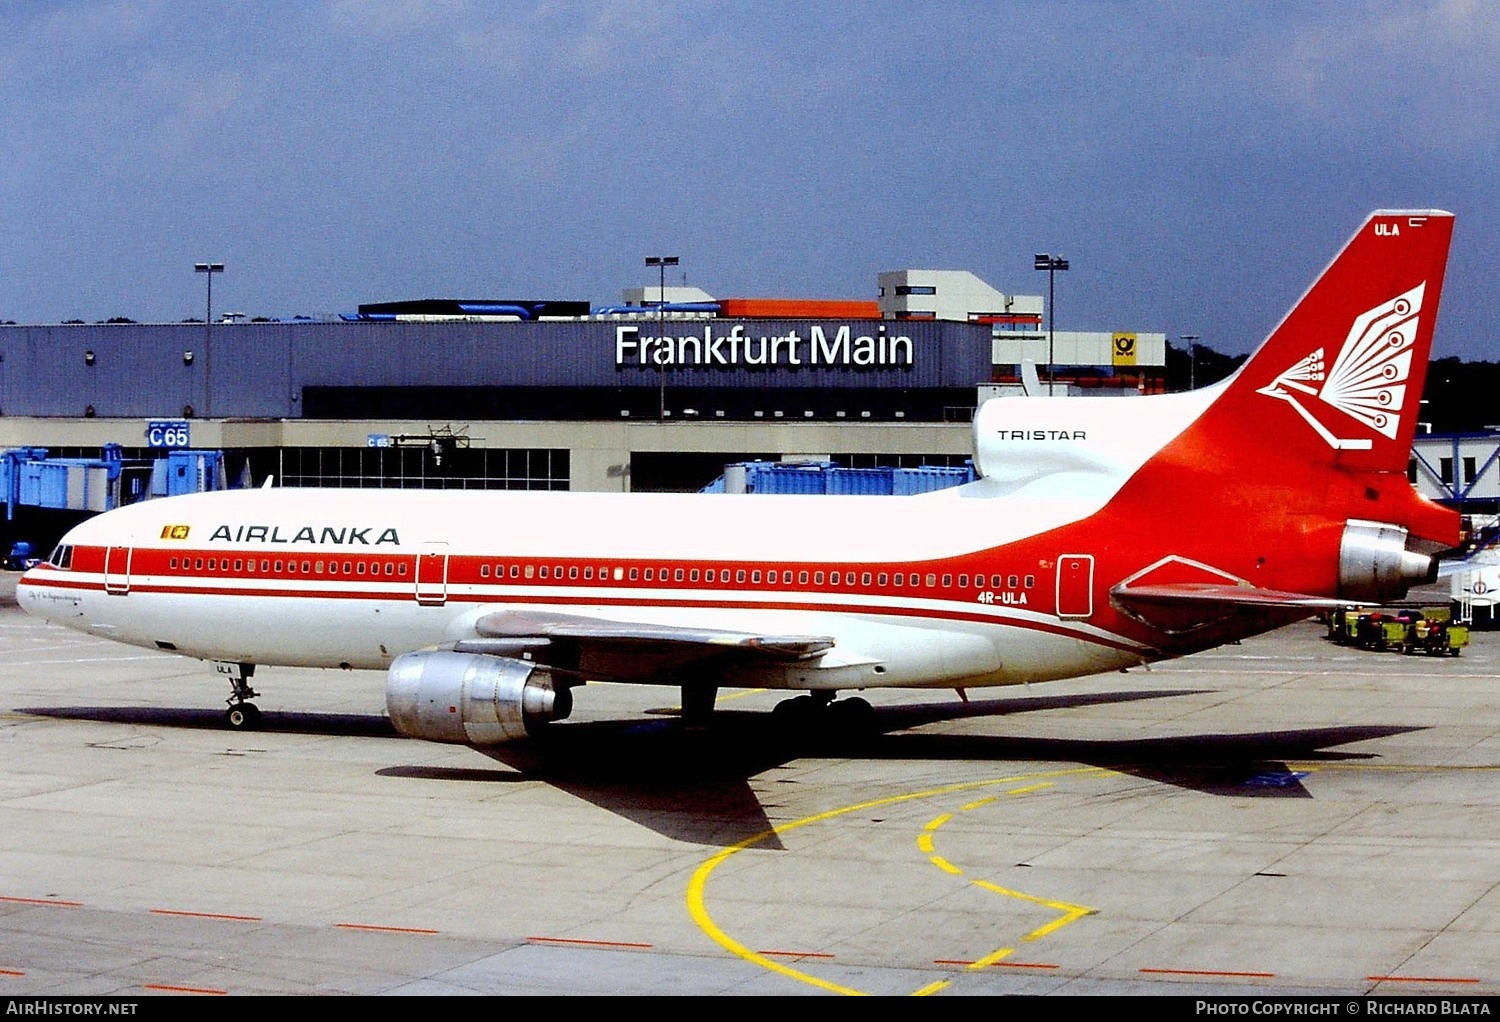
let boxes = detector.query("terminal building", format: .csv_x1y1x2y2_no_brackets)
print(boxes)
0,268,1167,499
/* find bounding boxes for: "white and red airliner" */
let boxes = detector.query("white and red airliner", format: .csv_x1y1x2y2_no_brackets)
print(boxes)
18,210,1459,747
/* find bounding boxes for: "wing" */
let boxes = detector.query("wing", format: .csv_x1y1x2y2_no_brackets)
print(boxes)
461,607,836,683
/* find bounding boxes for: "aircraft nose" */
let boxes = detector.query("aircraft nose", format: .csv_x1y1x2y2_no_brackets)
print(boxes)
14,567,47,615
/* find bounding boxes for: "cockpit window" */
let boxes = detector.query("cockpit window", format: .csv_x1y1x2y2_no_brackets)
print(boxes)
47,545,73,569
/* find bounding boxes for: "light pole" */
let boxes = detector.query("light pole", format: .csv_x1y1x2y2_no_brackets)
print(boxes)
1182,334,1199,391
194,262,223,417
1033,254,1068,390
645,255,678,420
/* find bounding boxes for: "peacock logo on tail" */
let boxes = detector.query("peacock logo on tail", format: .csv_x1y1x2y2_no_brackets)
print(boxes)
1257,283,1424,450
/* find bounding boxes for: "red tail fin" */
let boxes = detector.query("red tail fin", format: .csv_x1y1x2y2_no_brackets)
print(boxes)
1113,212,1458,614
1216,210,1454,474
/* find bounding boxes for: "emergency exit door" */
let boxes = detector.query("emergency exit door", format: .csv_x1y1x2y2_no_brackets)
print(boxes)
1056,554,1094,619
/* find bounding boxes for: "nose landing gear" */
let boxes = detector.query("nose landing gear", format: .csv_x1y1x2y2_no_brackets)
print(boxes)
215,661,262,730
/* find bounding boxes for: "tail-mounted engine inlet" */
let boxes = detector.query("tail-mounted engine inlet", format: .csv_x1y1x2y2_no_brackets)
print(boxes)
1338,519,1437,604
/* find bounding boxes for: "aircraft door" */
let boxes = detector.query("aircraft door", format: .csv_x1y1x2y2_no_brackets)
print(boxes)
415,542,449,606
1055,554,1093,619
104,546,132,595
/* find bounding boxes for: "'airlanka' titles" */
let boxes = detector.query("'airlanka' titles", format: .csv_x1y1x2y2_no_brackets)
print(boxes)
208,525,401,545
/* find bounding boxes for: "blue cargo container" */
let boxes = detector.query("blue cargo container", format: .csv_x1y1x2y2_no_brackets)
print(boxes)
708,460,974,495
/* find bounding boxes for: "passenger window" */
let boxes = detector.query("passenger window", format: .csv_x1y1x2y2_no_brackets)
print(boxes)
799,570,808,584
991,574,1002,588
925,573,937,587
690,568,700,582
958,573,968,587
629,567,638,580
510,565,520,578
814,571,824,585
878,573,887,586
705,569,715,583
861,572,872,586
675,568,684,581
569,566,578,580
752,570,761,583
942,574,952,587
584,566,593,580
525,564,535,579
398,564,407,576
1008,574,1019,587
894,573,903,586
736,569,746,583
1025,574,1035,587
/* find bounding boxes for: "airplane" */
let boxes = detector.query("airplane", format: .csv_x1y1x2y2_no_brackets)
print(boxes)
16,209,1459,751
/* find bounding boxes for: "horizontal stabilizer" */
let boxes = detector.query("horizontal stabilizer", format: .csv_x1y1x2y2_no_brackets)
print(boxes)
1112,582,1341,637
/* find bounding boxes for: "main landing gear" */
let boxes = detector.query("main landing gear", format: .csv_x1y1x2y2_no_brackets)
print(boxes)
771,691,875,732
215,662,262,730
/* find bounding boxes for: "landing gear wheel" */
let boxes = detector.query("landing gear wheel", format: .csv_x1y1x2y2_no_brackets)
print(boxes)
217,662,261,731
225,703,262,729
830,696,874,731
772,694,874,740
772,695,819,731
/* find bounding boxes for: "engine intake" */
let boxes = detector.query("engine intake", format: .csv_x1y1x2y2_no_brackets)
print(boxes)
386,651,571,746
1338,520,1437,604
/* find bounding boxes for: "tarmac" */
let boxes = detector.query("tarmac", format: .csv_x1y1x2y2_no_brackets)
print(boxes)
0,571,1497,997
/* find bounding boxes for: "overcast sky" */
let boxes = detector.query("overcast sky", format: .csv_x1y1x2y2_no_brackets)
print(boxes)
2,1,1496,359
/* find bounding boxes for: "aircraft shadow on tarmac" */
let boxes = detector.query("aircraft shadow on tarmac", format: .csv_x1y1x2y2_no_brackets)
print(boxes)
19,687,1423,848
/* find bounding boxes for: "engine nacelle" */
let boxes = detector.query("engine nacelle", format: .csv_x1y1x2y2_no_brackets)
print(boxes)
386,651,572,746
1338,519,1437,604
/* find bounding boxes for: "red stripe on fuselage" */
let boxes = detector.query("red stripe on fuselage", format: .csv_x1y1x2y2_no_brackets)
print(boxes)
20,560,1148,657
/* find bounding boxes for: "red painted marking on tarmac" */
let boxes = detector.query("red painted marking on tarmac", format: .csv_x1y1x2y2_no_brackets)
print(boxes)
527,936,654,950
934,958,1058,969
150,908,261,922
1,969,25,976
1368,975,1481,984
143,984,228,995
758,950,836,960
1140,967,1277,978
0,895,82,908
335,922,441,935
